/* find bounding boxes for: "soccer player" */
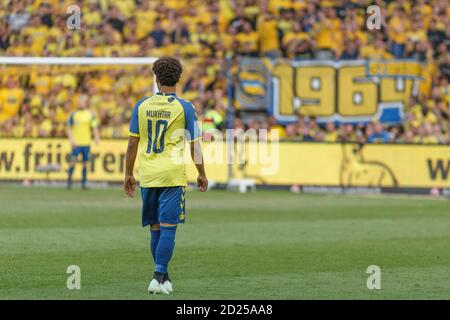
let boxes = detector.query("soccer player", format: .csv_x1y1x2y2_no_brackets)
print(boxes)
66,94,100,190
124,57,208,295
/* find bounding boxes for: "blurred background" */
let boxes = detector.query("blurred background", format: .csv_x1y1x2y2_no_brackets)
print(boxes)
0,0,449,193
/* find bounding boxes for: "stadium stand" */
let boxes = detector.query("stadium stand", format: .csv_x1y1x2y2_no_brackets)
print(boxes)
0,0,449,144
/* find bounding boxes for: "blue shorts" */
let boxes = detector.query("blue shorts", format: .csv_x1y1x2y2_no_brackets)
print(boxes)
141,186,186,227
71,146,90,162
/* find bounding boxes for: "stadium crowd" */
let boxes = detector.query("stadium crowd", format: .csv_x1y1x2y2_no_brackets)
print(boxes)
0,0,449,144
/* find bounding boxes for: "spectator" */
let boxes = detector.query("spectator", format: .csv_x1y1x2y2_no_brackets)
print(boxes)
202,103,225,140
388,7,408,58
368,122,390,143
39,2,53,28
7,2,30,32
106,5,126,34
0,77,24,124
439,52,450,82
427,18,446,51
282,21,310,58
324,122,338,142
0,22,11,51
257,11,280,59
171,18,190,44
268,116,286,139
340,40,360,60
235,21,259,56
149,18,166,48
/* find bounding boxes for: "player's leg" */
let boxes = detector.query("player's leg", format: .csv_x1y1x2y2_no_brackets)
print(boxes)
81,161,88,189
67,147,80,189
155,223,177,274
148,224,171,295
150,224,160,262
141,188,159,259
141,187,165,294
81,147,90,189
155,222,176,294
152,186,185,294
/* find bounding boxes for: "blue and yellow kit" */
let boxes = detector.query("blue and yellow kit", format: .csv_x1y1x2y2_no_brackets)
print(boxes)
67,109,98,161
129,92,200,226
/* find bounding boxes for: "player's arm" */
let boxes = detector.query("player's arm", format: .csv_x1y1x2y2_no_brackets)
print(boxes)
66,126,75,147
185,101,208,192
190,139,208,192
93,127,100,145
124,99,141,198
124,136,139,198
91,113,100,145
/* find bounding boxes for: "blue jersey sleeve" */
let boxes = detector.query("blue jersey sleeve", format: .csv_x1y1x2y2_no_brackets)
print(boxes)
180,99,201,141
129,97,147,137
67,112,74,127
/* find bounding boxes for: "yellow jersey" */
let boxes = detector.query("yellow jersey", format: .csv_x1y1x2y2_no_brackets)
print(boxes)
67,109,98,146
258,19,279,53
129,93,200,188
235,32,259,52
0,87,24,119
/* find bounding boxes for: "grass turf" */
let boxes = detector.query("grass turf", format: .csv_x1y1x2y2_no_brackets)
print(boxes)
0,185,449,299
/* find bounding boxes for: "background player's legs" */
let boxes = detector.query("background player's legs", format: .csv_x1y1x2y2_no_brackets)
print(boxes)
150,224,161,262
67,161,75,189
67,150,78,189
81,147,90,189
81,161,88,189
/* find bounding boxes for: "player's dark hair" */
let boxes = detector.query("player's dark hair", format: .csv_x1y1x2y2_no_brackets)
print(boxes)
152,56,183,87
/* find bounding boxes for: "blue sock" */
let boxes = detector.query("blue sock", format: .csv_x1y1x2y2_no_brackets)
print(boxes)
155,225,177,274
150,228,161,262
67,166,74,187
81,166,87,187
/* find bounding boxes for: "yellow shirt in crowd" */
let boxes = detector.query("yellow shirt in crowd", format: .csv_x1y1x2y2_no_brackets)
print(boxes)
0,87,24,120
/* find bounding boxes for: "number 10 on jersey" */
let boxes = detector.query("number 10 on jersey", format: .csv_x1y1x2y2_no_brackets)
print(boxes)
146,119,168,154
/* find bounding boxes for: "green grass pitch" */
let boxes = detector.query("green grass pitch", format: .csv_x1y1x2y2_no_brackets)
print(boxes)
0,185,449,299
